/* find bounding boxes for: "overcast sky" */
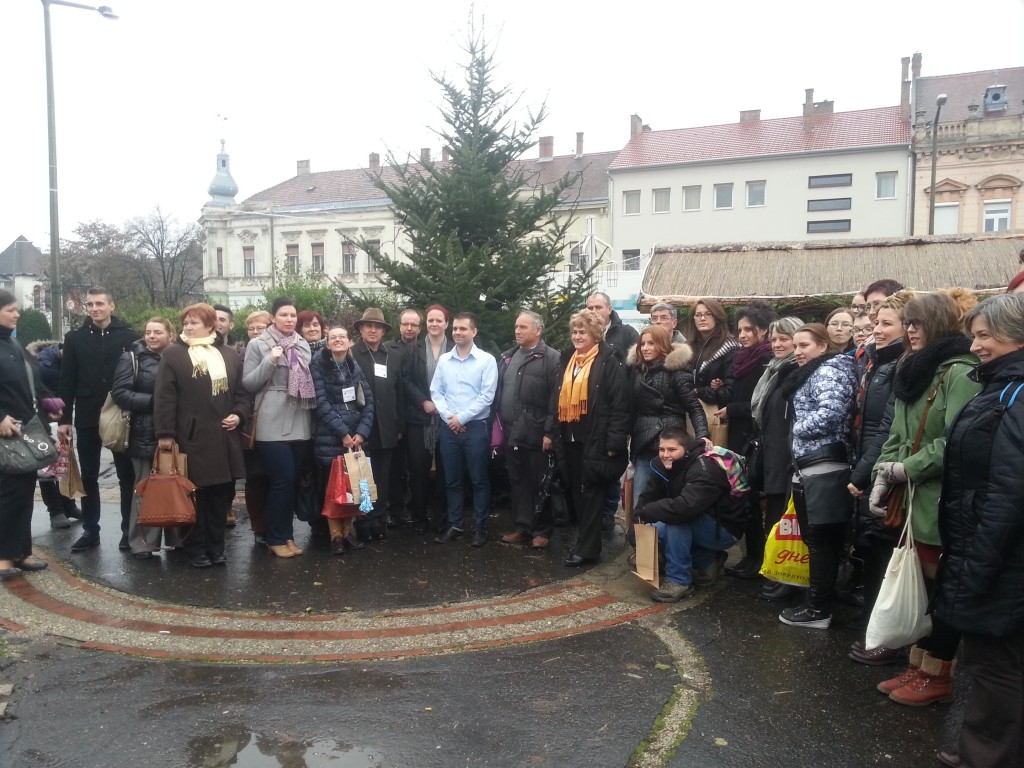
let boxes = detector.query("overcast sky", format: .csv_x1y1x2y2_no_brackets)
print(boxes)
2,0,1023,251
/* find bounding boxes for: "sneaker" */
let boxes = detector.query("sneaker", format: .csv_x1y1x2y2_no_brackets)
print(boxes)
651,581,696,602
779,604,831,629
50,513,72,530
70,534,100,553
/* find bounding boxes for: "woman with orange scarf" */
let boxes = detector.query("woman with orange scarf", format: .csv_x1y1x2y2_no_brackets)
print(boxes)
557,309,632,567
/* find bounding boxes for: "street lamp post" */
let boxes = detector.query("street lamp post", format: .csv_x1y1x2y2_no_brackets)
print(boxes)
927,93,948,236
42,0,117,336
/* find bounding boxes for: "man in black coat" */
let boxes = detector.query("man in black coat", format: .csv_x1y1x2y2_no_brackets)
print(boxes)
57,288,139,552
635,428,745,603
351,308,405,541
497,312,560,550
382,308,422,528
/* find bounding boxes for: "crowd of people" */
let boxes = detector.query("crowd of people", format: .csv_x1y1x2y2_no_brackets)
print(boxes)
1,276,1023,767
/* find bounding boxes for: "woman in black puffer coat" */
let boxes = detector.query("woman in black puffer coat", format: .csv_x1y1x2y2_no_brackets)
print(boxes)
628,324,708,507
681,298,740,412
933,294,1024,768
111,317,177,558
310,326,375,554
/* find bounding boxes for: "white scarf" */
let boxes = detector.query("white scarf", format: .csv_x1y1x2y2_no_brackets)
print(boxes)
181,333,228,396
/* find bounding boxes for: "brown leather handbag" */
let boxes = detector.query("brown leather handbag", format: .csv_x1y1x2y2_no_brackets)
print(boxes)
135,444,197,527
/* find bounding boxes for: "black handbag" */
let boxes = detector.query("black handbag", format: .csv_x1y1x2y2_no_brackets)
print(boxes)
796,466,853,526
0,355,57,474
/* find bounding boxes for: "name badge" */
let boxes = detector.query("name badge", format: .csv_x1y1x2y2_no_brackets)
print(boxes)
374,363,388,379
342,386,356,403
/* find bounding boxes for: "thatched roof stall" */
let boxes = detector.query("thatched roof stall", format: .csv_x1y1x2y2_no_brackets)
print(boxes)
638,233,1024,311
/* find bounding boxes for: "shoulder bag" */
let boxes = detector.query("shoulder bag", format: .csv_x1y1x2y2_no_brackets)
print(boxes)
99,352,136,452
0,355,57,474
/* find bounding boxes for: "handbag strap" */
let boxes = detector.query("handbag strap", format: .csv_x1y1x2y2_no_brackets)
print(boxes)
911,368,950,453
899,481,915,548
152,442,183,475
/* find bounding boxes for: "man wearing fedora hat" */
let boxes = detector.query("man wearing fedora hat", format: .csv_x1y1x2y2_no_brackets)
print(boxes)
351,308,406,542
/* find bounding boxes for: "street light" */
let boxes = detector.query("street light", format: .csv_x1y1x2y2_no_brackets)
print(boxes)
42,0,118,336
927,93,948,236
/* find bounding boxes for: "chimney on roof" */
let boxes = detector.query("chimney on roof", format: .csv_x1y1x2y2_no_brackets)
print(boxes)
369,152,380,171
911,52,922,80
297,160,310,176
740,109,761,123
814,100,834,114
442,147,451,162
421,148,431,164
539,136,554,161
803,89,815,117
575,132,584,158
630,114,643,140
900,56,912,120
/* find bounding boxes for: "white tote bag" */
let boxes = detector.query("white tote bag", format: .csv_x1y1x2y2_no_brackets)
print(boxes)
865,485,932,650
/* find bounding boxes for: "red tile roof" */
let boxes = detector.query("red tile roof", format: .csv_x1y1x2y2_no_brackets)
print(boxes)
608,106,911,170
241,151,617,210
915,67,1024,123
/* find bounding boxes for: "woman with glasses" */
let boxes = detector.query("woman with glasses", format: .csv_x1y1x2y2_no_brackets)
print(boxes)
851,314,874,351
682,299,739,420
825,308,856,354
869,292,980,706
850,293,868,318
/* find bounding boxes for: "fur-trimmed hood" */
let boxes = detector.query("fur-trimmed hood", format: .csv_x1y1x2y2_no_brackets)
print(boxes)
627,342,692,370
25,339,62,357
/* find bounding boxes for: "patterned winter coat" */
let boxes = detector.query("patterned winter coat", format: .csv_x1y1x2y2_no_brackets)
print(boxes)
627,343,709,458
790,355,858,461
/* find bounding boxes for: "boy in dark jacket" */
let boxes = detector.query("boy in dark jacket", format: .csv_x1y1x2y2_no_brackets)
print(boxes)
635,427,745,602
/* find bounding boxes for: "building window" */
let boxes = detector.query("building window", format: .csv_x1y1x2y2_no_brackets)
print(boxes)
808,173,853,188
652,188,671,213
683,185,701,211
984,200,1011,232
746,180,766,207
311,243,324,273
807,198,852,212
933,203,960,235
569,243,587,272
285,243,300,274
216,247,223,277
876,171,898,199
622,249,641,271
243,246,255,277
714,183,733,209
366,239,381,273
623,190,641,216
342,243,357,274
807,219,852,233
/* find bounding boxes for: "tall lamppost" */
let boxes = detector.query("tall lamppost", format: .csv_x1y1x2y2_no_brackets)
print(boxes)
927,93,948,236
42,0,118,335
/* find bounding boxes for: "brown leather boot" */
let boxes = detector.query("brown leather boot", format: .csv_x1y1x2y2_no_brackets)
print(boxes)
877,645,924,695
889,651,955,706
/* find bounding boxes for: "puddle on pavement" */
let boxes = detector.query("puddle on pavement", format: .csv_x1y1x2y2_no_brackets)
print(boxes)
189,730,386,767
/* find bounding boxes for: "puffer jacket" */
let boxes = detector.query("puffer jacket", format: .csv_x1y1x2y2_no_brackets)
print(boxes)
790,354,857,461
110,338,162,461
627,343,708,458
849,340,903,490
26,340,63,390
495,341,560,449
310,346,375,465
933,351,1024,637
691,338,739,407
634,434,746,538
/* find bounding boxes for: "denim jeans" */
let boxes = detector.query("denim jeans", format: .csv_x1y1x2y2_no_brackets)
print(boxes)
438,419,490,531
655,515,736,586
255,440,307,546
632,453,657,509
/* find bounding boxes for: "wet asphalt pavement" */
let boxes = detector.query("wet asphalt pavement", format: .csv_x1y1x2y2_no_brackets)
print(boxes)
0,485,959,768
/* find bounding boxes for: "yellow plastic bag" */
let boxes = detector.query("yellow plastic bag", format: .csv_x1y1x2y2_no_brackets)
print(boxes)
759,495,810,586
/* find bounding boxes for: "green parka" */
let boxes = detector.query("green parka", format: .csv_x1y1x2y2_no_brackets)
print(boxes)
875,353,980,545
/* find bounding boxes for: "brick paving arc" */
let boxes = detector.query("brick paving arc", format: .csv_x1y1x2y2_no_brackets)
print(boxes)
0,558,668,664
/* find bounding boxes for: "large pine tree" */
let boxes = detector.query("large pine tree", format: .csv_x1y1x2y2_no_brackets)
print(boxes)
351,31,594,353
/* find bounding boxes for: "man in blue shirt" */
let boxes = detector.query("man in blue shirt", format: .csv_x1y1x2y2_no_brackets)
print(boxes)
430,312,498,547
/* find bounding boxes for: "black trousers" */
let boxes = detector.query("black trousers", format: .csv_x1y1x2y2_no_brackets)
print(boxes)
505,445,551,538
406,424,447,531
389,432,410,518
186,481,235,560
76,426,135,537
958,631,1024,768
0,470,36,561
39,476,78,517
792,482,847,613
564,443,604,560
354,446,393,538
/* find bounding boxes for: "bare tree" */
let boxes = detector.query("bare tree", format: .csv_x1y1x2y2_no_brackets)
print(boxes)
125,207,204,306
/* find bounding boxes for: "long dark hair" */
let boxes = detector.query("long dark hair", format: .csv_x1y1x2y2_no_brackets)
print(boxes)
683,298,733,360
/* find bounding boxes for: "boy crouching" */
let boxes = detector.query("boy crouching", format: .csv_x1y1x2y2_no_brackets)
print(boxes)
634,427,746,602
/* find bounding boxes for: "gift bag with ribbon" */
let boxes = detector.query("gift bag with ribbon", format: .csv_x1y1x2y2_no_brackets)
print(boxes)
322,455,364,519
58,440,86,500
632,523,661,589
344,448,377,505
759,494,810,586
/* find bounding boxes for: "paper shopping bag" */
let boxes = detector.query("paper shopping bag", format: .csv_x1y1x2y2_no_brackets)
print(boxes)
156,448,189,478
344,449,377,504
59,441,86,500
322,455,363,519
759,494,810,586
632,523,660,589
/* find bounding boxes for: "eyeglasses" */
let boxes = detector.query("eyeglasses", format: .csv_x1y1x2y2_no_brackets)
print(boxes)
827,321,853,329
852,326,872,336
901,319,921,330
693,312,713,320
327,334,349,341
248,324,267,332
850,304,868,315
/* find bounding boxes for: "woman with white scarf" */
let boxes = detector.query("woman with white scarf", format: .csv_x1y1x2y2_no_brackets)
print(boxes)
154,303,248,568
242,297,316,559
